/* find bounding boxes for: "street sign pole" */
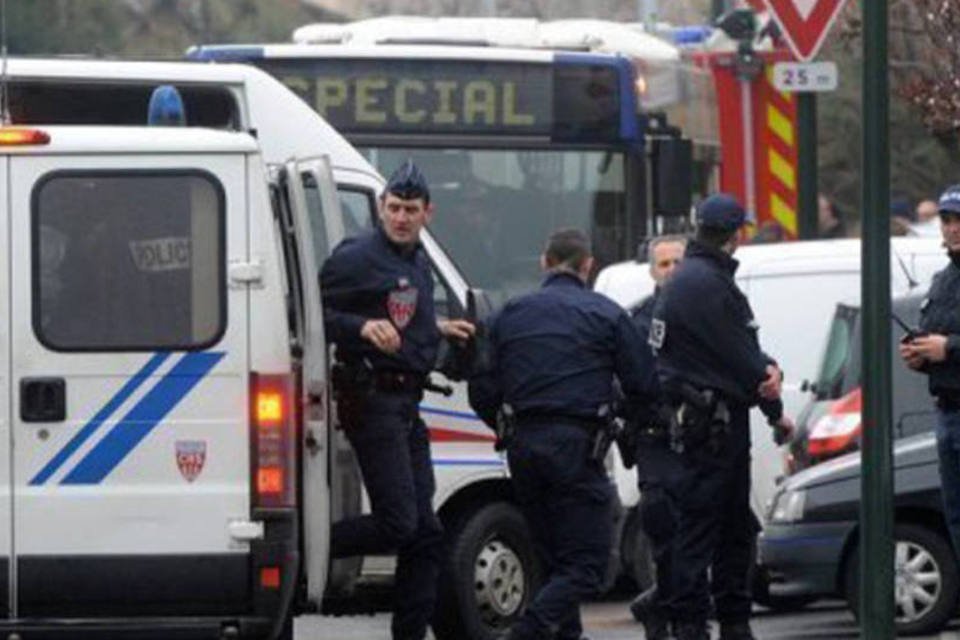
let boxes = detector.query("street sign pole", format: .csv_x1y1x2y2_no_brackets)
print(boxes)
860,0,894,638
797,92,818,239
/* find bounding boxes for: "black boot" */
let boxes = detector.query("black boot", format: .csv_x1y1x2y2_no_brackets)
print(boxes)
630,587,672,640
674,620,710,640
719,620,756,640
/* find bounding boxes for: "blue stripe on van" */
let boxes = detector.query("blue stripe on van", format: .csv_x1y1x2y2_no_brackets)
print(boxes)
29,352,172,486
60,352,224,485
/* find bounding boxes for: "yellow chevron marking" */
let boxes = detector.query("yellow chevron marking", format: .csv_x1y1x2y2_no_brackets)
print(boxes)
769,148,796,191
771,193,798,235
767,104,794,147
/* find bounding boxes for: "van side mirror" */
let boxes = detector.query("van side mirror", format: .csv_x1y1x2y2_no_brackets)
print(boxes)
652,137,693,217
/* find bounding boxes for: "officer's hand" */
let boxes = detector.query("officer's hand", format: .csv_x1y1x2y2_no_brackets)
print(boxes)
759,364,782,400
360,319,402,354
438,319,476,343
899,342,927,370
910,334,949,363
772,415,795,445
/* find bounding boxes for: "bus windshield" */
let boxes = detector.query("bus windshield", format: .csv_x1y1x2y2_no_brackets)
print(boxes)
363,146,627,306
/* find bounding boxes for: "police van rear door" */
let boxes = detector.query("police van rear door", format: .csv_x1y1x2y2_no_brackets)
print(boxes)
0,153,11,614
9,142,251,617
280,156,349,603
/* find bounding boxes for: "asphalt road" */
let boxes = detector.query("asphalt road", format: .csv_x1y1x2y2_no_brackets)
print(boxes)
292,599,960,639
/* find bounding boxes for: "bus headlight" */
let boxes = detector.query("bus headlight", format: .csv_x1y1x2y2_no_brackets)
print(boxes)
769,489,806,523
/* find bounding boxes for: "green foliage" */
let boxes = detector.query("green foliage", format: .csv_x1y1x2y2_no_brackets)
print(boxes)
2,0,327,58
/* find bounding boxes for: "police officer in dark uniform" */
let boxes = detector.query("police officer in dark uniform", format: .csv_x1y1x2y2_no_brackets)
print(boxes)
627,235,686,640
650,194,793,640
469,228,656,640
320,160,475,640
900,184,960,561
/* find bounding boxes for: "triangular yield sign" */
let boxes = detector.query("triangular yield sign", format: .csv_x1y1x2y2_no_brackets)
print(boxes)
764,0,848,62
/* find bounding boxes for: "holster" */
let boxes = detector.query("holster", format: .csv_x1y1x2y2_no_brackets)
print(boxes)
331,361,373,431
666,383,731,455
494,404,517,452
589,404,620,465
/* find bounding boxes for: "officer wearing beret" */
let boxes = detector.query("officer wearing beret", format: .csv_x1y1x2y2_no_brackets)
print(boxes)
650,194,793,640
901,184,960,563
320,160,475,640
469,228,657,640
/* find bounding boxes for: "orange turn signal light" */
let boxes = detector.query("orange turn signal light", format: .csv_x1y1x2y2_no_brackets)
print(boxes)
0,128,50,146
256,391,284,425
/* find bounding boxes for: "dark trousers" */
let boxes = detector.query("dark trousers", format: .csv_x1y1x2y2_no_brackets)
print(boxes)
936,409,960,557
636,437,683,613
507,423,615,640
330,392,444,640
667,405,754,625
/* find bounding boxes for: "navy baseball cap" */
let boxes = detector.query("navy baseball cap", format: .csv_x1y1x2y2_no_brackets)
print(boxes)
696,193,747,231
384,159,431,204
938,185,960,216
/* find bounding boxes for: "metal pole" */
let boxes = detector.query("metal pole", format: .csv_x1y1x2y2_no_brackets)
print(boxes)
797,93,818,239
739,78,757,222
860,0,894,638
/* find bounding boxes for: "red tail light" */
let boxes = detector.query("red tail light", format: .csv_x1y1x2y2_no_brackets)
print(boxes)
251,373,296,509
808,387,863,458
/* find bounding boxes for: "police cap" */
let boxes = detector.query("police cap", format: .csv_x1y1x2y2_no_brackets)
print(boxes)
938,185,960,217
384,160,431,204
696,193,747,231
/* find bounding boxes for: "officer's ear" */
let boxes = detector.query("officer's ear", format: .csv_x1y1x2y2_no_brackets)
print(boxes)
539,253,549,272
423,201,435,225
579,256,595,281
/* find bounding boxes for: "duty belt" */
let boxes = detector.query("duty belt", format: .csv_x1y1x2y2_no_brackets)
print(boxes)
515,411,604,432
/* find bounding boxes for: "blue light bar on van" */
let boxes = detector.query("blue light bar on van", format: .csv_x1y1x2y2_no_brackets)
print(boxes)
186,45,266,62
671,26,713,45
147,85,186,126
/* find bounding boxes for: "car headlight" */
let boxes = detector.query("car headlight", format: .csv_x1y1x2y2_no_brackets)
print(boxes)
769,489,807,523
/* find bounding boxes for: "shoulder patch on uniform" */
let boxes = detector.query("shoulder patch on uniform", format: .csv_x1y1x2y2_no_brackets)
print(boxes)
649,318,666,350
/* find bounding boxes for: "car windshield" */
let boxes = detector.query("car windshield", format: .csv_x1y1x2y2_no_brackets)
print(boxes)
813,304,859,400
361,146,627,308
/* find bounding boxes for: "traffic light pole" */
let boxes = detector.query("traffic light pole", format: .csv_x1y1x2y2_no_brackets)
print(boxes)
860,0,894,638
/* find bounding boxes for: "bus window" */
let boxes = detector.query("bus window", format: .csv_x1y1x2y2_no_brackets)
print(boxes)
362,147,627,307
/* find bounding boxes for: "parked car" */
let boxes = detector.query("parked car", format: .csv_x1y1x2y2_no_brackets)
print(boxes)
760,430,958,636
787,292,934,473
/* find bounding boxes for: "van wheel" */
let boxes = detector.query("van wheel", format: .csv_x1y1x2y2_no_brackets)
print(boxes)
433,502,541,640
844,523,959,636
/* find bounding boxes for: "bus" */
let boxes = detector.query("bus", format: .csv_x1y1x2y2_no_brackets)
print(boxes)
189,17,702,308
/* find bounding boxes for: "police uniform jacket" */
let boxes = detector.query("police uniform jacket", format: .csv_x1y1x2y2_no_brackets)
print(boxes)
468,271,656,428
320,226,440,375
919,252,960,399
652,240,782,419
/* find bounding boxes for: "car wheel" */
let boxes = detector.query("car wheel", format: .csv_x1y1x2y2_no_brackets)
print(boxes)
433,502,542,640
845,523,959,636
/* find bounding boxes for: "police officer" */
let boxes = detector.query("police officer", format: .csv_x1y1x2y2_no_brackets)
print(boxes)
320,160,475,640
469,228,656,640
627,235,686,640
650,194,793,640
900,184,960,561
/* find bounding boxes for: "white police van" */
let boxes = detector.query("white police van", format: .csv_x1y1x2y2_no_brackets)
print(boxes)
0,123,336,639
5,58,541,640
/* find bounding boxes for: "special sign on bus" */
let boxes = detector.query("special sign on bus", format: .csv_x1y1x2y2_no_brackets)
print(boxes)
265,60,551,135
